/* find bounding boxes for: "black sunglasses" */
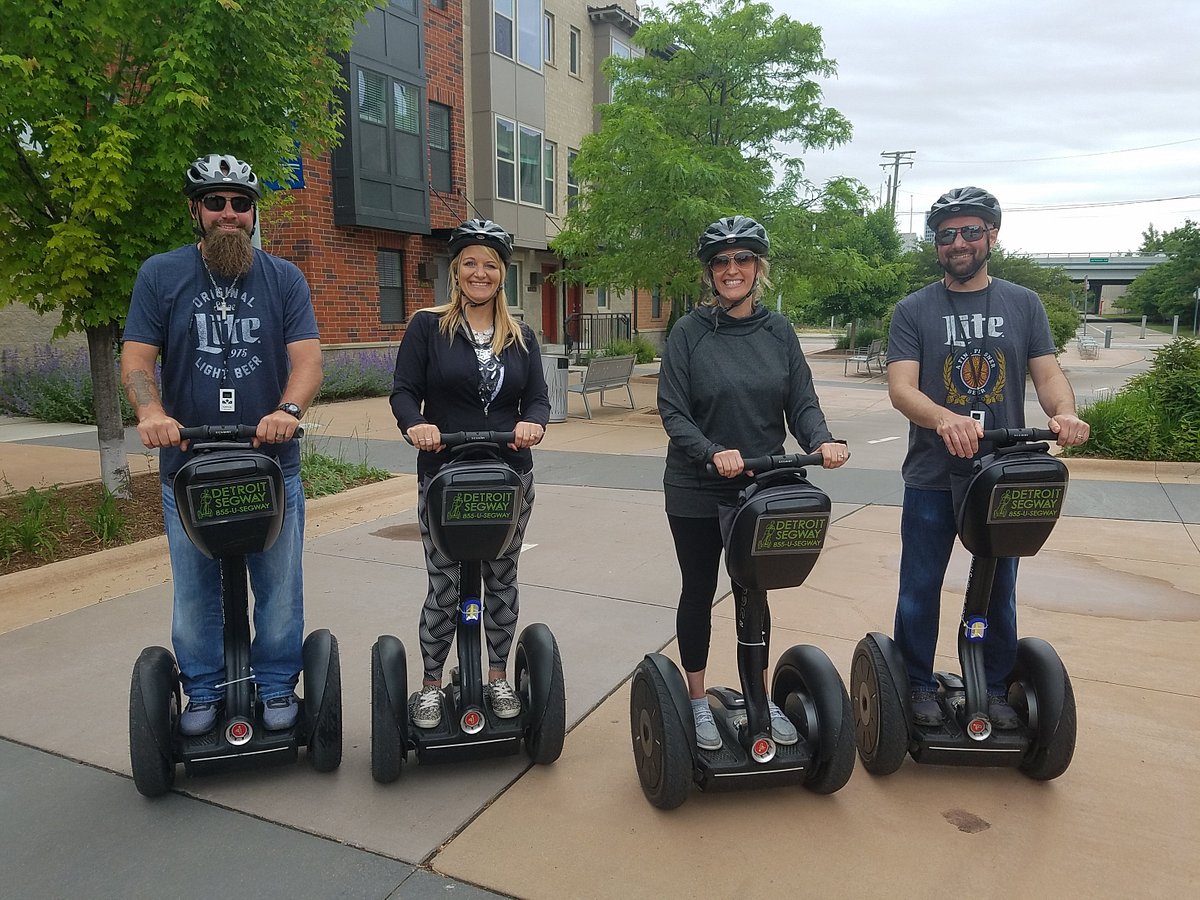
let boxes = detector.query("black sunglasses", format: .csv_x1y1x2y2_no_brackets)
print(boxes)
934,224,990,246
709,251,758,268
200,194,254,213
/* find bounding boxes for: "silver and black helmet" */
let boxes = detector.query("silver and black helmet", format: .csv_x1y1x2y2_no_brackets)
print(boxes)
927,186,1001,230
183,154,261,200
448,219,513,264
696,215,769,265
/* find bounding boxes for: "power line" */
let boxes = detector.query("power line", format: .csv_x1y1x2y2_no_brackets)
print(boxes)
922,136,1200,165
1006,193,1200,212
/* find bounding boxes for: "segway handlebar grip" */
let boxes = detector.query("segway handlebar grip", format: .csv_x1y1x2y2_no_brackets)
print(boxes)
705,451,825,476
178,424,303,445
405,430,517,448
980,427,1055,447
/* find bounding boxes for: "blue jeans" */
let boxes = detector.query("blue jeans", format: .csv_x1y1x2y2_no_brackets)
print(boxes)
895,486,1018,694
162,473,306,703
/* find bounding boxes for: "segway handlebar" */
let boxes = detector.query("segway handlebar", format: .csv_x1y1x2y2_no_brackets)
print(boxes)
980,427,1055,447
178,424,303,446
404,430,517,448
705,450,826,476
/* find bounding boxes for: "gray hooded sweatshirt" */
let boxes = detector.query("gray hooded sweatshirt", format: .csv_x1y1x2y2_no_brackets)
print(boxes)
657,302,834,517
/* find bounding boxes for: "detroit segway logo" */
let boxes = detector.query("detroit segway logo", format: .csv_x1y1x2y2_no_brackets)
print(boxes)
943,349,1006,407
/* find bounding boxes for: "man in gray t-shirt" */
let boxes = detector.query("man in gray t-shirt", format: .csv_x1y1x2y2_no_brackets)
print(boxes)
885,186,1090,730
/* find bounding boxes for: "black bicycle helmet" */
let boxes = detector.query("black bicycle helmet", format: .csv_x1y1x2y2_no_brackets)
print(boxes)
183,154,261,200
696,215,770,265
927,186,1001,230
447,219,513,264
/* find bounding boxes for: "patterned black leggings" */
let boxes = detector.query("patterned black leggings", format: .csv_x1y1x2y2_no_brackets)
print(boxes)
416,470,535,682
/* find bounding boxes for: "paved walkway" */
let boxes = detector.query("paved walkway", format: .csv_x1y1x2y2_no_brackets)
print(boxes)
1,324,1198,898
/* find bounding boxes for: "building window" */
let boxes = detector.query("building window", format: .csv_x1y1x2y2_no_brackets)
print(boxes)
393,81,419,134
358,69,386,126
652,286,662,319
494,0,514,59
378,249,404,323
569,26,580,76
518,124,542,206
429,0,445,8
496,116,516,201
611,37,632,60
505,262,521,308
566,148,579,211
429,102,452,192
517,0,542,70
543,11,555,65
543,141,556,214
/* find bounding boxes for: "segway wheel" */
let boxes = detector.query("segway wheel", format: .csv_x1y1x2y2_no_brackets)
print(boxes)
369,643,408,782
772,645,856,794
514,623,566,765
129,646,180,798
850,636,909,776
629,658,691,810
1012,637,1077,781
306,634,342,772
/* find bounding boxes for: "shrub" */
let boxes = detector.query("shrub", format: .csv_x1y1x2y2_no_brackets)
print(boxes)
835,325,887,351
315,348,395,401
601,336,657,364
0,347,136,425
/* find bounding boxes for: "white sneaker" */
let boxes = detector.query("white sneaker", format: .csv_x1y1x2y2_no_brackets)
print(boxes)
484,679,522,719
410,685,443,729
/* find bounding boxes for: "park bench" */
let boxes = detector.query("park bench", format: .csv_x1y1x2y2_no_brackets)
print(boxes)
567,354,637,419
844,338,885,376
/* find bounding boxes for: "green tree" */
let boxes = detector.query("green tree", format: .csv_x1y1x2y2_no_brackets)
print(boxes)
553,0,851,307
0,0,371,495
1126,220,1200,324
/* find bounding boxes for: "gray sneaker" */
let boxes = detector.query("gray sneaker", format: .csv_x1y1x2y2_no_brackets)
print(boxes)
484,679,522,719
180,700,219,736
262,694,298,731
410,685,443,729
767,701,799,746
692,703,722,751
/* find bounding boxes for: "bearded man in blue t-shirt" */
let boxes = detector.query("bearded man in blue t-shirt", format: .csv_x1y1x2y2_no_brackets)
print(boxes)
121,154,322,737
886,186,1089,730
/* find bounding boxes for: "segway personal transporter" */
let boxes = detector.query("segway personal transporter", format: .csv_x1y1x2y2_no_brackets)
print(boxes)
129,425,342,797
371,431,565,783
851,427,1076,781
630,451,857,810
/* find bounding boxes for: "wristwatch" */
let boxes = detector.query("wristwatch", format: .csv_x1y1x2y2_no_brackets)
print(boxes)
277,402,302,419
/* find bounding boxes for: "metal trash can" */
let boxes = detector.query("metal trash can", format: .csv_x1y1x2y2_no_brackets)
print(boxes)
542,354,568,423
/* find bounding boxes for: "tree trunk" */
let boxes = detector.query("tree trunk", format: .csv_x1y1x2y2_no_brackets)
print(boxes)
86,322,133,499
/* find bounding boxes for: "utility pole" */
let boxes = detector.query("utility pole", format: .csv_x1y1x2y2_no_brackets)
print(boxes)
879,150,915,213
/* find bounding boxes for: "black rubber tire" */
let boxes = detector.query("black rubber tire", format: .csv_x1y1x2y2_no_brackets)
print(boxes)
629,659,692,810
1013,641,1077,781
307,635,342,772
772,645,857,794
371,641,405,784
850,637,909,777
515,624,566,765
129,647,179,798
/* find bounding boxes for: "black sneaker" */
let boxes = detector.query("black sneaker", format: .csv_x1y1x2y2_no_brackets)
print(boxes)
910,690,943,726
988,694,1022,730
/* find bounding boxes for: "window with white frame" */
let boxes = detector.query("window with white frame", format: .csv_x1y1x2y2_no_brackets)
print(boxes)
611,37,632,60
517,0,542,70
543,11,555,65
518,124,542,206
569,26,580,76
494,0,514,59
566,148,579,211
543,141,556,214
496,116,516,201
429,102,452,193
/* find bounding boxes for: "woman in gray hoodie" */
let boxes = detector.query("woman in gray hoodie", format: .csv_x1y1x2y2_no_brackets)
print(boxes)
657,215,849,751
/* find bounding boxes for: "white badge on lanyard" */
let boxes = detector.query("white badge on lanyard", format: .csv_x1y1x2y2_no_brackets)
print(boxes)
219,387,236,413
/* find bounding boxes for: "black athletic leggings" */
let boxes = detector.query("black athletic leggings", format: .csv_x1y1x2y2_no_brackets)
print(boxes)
668,513,770,674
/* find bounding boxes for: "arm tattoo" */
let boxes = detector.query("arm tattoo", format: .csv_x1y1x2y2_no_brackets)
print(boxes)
124,369,161,410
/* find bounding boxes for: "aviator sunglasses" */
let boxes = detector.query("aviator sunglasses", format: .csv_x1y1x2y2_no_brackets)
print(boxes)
709,251,759,268
200,194,255,213
934,224,991,246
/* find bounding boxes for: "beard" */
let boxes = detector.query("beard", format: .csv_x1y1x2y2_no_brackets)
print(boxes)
203,225,255,278
939,243,989,280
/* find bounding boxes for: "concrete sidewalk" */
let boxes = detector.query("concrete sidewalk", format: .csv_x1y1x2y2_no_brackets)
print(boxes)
1,330,1198,898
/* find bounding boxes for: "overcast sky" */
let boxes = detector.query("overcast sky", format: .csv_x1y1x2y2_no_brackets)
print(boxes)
653,0,1199,255
770,0,1200,254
